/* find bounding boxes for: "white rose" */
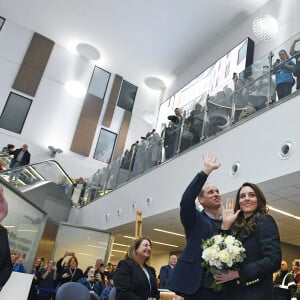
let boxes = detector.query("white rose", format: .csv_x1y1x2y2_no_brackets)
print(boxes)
224,235,235,246
219,249,230,264
213,235,224,245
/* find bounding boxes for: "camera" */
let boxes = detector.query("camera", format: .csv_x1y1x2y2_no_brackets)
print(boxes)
295,260,300,267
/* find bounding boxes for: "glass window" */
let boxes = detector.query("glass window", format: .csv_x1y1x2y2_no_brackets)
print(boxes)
93,128,117,163
0,92,32,133
87,66,111,100
52,223,112,269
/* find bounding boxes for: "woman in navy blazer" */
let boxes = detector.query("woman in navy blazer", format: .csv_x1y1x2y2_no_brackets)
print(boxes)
215,182,282,300
114,236,159,300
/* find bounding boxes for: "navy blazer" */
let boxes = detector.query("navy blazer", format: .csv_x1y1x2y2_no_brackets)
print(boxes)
167,171,215,296
114,258,159,300
159,265,173,289
0,225,13,289
223,214,281,300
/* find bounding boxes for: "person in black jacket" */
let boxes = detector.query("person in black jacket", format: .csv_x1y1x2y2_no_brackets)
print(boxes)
0,186,13,292
114,236,160,300
167,154,222,300
159,255,177,289
8,144,31,182
216,182,282,300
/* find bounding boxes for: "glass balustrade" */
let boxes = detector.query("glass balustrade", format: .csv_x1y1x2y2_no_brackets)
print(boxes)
0,158,75,198
79,33,300,206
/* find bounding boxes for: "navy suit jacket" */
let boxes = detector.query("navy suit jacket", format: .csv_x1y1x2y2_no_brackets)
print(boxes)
159,264,173,289
223,214,281,300
167,171,215,296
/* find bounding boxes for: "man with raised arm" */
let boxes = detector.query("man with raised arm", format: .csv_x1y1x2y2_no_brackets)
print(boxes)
167,154,222,300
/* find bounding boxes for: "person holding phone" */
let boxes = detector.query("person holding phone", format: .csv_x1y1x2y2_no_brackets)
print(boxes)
0,186,13,292
56,251,83,286
78,266,105,297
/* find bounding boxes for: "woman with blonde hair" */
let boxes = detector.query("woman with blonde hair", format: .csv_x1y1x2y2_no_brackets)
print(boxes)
114,236,159,300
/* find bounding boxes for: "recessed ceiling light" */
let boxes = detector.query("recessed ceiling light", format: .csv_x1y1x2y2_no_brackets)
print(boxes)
76,43,101,61
64,80,87,98
144,77,166,90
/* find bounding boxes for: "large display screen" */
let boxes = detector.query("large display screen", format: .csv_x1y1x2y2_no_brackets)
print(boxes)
157,38,254,132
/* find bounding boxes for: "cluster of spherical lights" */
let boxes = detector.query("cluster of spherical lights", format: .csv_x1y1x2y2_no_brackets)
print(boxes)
253,15,279,41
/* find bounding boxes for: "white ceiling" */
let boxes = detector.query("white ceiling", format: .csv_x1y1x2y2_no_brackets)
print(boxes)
0,0,270,85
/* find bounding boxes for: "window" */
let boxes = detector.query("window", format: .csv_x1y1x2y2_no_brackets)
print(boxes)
93,128,117,163
0,92,32,133
87,66,111,99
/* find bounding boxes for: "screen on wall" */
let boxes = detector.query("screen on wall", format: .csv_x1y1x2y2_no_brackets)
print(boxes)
0,92,32,133
156,37,254,132
117,80,138,112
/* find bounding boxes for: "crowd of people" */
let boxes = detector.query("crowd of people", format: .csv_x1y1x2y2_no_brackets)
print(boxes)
10,251,116,300
1,155,300,300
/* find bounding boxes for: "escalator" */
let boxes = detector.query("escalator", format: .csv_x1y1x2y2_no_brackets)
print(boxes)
0,159,77,269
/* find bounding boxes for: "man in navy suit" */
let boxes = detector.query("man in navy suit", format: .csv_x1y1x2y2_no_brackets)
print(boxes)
167,154,223,300
159,255,178,289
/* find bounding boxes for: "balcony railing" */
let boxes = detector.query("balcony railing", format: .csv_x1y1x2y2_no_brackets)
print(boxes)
67,33,300,206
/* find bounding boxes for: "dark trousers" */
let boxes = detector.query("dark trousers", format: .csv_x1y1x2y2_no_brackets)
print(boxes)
276,82,293,99
185,288,223,300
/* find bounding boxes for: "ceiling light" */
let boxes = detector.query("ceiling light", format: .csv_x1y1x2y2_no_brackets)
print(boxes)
123,235,135,239
152,241,178,247
144,77,166,90
84,244,106,249
253,15,278,41
4,225,15,228
17,229,38,232
268,206,300,220
64,80,87,98
154,228,185,237
76,43,101,61
123,235,178,247
113,243,130,247
111,249,127,253
77,253,93,256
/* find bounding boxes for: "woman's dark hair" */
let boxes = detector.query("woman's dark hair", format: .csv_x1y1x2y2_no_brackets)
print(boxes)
125,236,152,263
233,182,268,240
83,265,93,277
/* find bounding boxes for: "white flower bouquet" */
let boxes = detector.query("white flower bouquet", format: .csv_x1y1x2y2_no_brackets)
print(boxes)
201,234,246,291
